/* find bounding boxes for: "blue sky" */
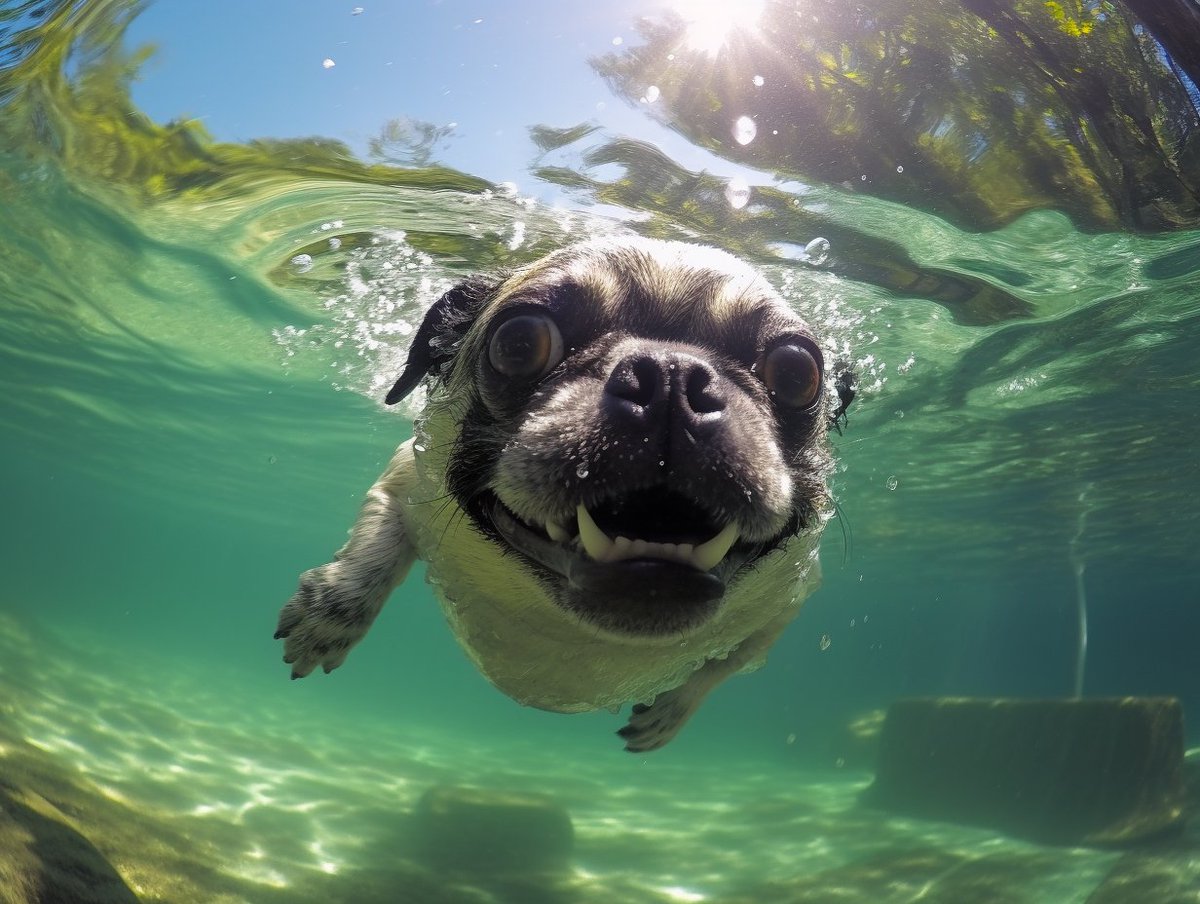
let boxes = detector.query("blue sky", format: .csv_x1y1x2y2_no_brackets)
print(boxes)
123,0,752,193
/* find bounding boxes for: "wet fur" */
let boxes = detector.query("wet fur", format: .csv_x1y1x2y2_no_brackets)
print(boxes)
276,237,836,751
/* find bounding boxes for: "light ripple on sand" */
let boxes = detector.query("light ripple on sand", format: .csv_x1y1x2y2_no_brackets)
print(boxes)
1,613,1193,903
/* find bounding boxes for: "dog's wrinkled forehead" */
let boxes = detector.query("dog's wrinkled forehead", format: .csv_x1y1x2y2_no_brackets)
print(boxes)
482,238,796,346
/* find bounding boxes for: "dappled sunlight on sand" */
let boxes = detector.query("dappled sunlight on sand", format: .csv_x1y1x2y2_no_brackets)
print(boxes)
0,612,1195,903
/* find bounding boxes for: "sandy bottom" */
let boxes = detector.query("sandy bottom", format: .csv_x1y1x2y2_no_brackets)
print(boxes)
0,613,1195,904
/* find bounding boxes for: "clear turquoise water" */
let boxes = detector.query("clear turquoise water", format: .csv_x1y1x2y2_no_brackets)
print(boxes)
1,1,1198,901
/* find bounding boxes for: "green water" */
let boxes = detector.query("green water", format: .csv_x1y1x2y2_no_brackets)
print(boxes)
2,1,1198,901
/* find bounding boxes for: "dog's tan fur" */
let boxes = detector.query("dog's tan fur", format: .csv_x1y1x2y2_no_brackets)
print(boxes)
276,237,835,751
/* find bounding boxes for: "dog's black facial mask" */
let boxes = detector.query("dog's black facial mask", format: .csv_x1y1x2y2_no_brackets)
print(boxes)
384,256,834,638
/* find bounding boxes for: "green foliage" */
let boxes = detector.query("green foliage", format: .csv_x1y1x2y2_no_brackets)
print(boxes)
532,134,1033,325
590,0,1200,232
0,0,492,208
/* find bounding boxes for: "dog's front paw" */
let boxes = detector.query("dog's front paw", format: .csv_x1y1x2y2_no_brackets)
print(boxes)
616,689,701,753
274,566,372,679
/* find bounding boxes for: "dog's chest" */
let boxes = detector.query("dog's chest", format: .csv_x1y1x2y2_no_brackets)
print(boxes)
414,513,820,713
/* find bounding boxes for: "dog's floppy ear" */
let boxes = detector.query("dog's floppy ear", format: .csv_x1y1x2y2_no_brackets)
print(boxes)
828,360,857,436
384,274,503,405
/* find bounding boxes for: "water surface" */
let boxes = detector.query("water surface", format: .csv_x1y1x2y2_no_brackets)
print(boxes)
1,1,1198,901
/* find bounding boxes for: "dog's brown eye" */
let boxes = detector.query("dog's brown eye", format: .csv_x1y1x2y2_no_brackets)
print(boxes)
488,313,564,380
759,342,822,408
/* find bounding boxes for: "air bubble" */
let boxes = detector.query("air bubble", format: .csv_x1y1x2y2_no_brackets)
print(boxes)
576,466,589,479
803,237,830,266
291,254,314,273
733,115,757,146
819,633,832,652
724,177,751,210
886,476,899,491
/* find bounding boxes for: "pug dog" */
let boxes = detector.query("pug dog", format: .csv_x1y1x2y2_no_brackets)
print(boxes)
275,237,850,752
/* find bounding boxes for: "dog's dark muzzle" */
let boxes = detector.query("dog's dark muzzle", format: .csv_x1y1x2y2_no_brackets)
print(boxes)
490,497,762,636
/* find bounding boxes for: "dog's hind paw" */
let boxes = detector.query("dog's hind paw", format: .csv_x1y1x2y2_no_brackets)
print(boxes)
617,688,702,753
274,566,373,679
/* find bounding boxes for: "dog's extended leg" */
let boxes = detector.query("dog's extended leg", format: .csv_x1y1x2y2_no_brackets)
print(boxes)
617,610,794,752
275,442,417,679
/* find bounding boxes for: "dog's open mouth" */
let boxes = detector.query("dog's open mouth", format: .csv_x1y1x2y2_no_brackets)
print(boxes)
559,495,739,571
488,486,766,634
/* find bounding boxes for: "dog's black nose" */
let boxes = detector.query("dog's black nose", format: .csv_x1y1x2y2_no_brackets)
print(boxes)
603,351,726,440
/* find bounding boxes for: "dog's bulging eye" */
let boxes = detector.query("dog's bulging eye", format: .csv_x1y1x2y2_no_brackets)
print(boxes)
759,343,822,408
488,313,564,380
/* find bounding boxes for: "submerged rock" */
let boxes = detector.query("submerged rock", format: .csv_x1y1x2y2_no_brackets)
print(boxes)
412,785,574,876
864,697,1187,846
0,782,139,904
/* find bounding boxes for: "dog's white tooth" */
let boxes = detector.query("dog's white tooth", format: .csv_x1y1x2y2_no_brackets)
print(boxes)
612,536,633,561
546,520,569,542
577,505,614,562
630,539,649,558
691,523,740,571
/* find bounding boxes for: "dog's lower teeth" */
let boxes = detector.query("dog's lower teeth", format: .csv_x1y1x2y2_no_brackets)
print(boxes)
574,505,738,571
546,520,570,542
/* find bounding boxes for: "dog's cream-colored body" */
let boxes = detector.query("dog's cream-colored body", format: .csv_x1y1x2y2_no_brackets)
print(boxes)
395,399,823,713
277,238,838,750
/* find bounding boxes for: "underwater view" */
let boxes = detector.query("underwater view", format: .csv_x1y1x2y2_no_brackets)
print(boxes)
2,0,1199,901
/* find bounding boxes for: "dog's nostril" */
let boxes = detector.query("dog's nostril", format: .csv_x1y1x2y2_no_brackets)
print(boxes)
683,364,724,416
604,351,727,438
606,354,666,407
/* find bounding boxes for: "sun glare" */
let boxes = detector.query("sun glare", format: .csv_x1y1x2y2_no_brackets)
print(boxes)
671,0,767,56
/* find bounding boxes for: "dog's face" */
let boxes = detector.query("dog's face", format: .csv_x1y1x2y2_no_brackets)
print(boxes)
389,237,834,640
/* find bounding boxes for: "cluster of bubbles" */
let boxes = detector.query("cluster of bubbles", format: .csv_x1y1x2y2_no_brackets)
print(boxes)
274,230,456,407
272,182,609,411
275,198,907,427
